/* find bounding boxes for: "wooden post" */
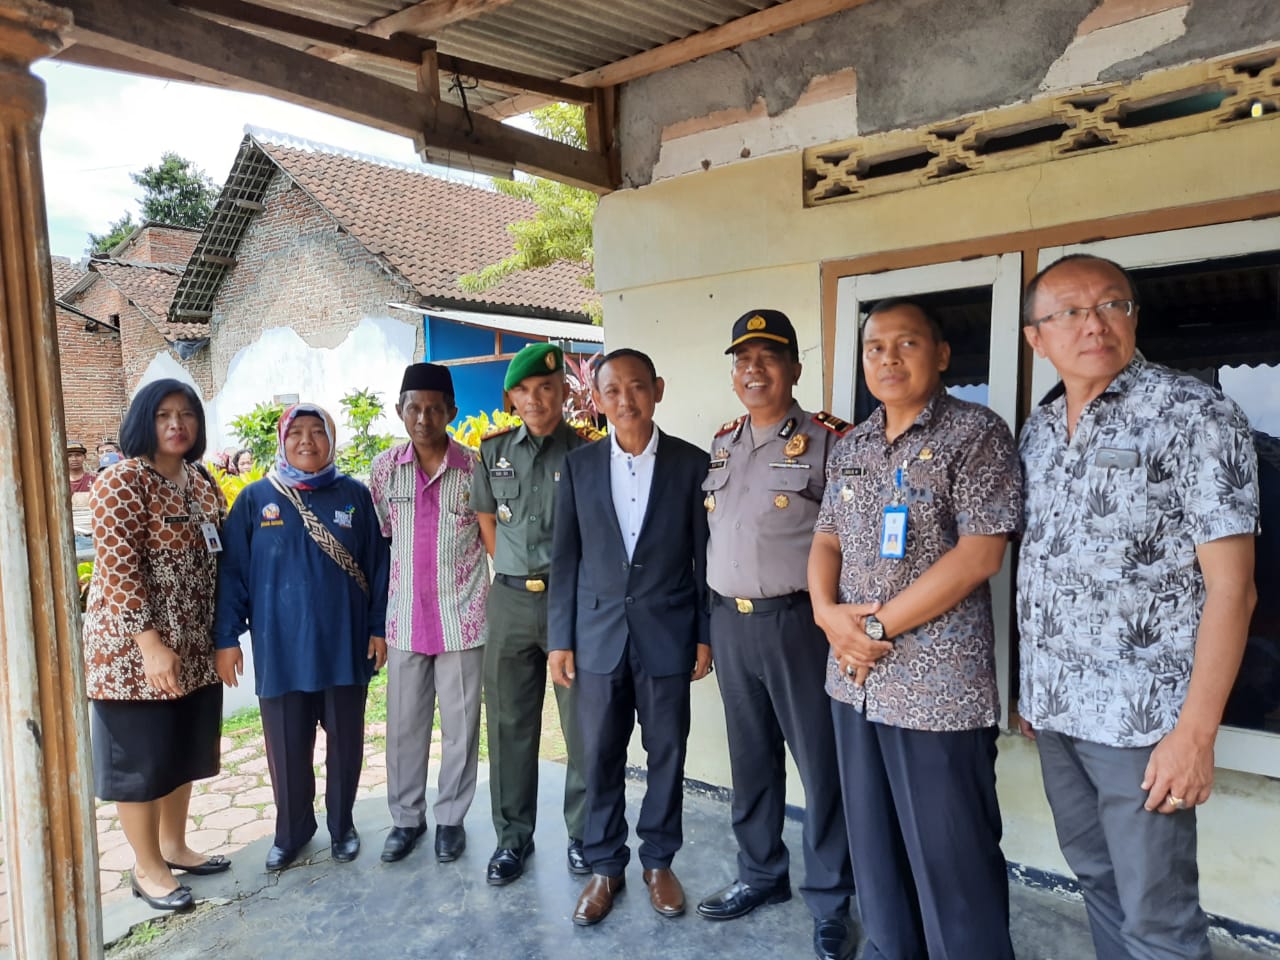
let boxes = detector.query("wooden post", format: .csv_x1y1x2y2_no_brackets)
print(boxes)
0,2,104,957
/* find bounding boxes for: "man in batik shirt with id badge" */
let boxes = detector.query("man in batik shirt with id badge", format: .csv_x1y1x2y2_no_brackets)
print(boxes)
808,298,1022,960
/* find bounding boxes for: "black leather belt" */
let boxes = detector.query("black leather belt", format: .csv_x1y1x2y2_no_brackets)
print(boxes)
712,591,808,615
495,573,549,593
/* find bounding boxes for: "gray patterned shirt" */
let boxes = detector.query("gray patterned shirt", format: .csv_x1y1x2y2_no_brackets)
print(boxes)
1017,355,1260,748
816,391,1022,731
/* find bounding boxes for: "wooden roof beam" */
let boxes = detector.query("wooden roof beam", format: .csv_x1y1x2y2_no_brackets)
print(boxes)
172,0,592,103
362,0,518,40
58,0,615,192
482,0,878,118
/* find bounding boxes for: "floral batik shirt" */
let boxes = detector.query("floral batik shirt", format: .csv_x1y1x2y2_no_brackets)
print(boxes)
1017,355,1259,748
82,459,224,700
816,390,1022,732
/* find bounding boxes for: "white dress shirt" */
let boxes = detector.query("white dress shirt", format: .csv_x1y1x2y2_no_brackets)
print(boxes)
609,426,659,560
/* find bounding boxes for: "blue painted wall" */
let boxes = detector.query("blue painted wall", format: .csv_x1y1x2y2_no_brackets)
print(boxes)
422,314,536,426
421,313,602,427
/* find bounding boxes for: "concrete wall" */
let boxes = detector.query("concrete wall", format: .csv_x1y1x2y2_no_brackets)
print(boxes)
619,0,1280,187
201,171,423,453
596,0,1280,931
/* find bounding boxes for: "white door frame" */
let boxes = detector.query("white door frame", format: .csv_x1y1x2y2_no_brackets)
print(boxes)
1037,217,1280,777
832,254,1024,727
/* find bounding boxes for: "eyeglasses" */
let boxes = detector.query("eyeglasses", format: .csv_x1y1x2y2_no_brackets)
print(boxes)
1032,299,1136,330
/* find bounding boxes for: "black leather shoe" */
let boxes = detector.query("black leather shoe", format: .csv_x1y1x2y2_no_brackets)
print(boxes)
435,824,466,862
381,823,427,863
331,827,360,863
567,838,590,875
696,878,792,920
813,915,854,960
486,838,535,886
265,844,299,872
130,872,194,912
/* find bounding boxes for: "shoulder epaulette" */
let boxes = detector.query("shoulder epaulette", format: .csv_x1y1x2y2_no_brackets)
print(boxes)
573,423,606,442
715,415,746,438
480,424,517,442
813,411,853,436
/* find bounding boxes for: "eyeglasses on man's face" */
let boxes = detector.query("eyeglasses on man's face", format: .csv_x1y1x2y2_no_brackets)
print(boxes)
1032,298,1136,330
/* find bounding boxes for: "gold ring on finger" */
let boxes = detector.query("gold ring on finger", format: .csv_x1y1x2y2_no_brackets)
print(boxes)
1167,794,1186,809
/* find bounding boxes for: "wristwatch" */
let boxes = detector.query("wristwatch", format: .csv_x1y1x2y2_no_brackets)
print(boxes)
864,615,887,641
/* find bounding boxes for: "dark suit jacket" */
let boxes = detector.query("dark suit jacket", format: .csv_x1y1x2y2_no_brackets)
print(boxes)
549,428,710,678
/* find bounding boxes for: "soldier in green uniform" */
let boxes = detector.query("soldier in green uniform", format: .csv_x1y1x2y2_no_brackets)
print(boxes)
471,342,597,885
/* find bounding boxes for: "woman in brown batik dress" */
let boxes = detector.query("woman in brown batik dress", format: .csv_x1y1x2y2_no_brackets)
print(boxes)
82,378,230,912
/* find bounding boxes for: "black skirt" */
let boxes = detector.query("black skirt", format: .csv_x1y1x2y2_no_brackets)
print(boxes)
91,682,223,802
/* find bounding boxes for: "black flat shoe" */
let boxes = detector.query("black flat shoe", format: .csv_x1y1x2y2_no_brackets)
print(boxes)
164,854,231,876
486,838,534,886
567,838,590,876
813,915,855,960
696,878,792,921
265,845,299,872
435,824,466,863
130,873,194,912
381,823,428,863
331,827,360,863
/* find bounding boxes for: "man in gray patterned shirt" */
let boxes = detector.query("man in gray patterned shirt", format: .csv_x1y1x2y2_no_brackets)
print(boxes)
1018,254,1259,960
809,299,1022,960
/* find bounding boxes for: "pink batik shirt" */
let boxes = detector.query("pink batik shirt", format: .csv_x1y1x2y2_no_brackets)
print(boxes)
369,439,488,655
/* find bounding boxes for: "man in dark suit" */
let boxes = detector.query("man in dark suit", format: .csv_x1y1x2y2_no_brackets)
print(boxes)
549,348,713,927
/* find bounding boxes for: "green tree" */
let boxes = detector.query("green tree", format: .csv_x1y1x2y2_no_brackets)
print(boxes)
334,388,396,481
458,104,600,321
87,212,138,256
229,401,286,466
89,152,218,254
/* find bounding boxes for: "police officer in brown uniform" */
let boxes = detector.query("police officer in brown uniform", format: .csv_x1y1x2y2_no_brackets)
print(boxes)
696,310,857,960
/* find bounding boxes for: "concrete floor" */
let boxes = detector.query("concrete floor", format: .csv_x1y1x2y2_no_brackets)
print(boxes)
103,762,1278,960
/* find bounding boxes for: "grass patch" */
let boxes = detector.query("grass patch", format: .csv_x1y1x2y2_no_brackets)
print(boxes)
119,920,164,947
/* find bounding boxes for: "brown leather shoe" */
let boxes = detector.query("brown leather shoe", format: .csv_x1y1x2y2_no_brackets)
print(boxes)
643,867,686,917
573,873,625,926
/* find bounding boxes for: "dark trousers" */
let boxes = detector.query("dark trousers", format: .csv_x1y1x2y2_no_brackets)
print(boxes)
260,684,368,852
483,579,587,848
576,636,691,877
711,598,853,919
832,702,1013,960
1036,731,1210,960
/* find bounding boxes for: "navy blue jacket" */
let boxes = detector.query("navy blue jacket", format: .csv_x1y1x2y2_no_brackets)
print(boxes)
548,430,710,677
214,475,389,698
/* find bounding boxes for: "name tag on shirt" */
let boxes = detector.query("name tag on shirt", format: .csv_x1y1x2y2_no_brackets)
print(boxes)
163,514,191,524
708,459,728,470
841,467,865,477
200,522,222,553
769,461,810,470
489,468,515,478
1094,448,1140,469
880,504,907,559
389,496,412,503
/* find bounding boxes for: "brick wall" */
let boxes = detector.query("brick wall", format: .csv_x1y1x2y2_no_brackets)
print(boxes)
55,301,125,467
117,224,200,266
209,171,419,392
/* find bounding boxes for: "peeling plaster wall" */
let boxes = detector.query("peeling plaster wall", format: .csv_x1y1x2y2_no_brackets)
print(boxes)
620,0,1280,187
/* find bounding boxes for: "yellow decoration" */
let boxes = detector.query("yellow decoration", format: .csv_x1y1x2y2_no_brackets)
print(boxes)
774,494,789,509
784,433,809,457
746,315,767,331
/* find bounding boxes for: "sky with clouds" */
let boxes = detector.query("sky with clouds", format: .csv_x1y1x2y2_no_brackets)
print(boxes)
35,60,492,261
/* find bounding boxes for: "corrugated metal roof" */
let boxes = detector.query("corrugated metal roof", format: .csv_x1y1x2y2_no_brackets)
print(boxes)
188,0,786,109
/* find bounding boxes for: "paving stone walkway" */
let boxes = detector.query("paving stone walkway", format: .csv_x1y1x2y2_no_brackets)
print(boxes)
0,719,418,952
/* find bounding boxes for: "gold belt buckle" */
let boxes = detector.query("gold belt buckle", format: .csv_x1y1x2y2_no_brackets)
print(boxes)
525,579,546,593
735,597,754,614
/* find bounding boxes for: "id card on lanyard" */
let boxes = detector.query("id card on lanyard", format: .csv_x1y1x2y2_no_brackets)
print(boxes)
880,461,908,560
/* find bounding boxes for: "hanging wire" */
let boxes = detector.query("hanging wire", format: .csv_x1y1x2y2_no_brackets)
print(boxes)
449,72,480,136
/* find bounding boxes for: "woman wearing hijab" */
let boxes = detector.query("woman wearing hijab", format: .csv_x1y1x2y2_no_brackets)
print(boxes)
83,378,229,912
214,403,389,871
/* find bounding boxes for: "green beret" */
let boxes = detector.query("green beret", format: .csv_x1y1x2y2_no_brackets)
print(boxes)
504,342,564,392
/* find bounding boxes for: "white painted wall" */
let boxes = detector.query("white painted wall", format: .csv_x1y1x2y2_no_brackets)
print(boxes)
204,314,417,454
135,350,203,399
